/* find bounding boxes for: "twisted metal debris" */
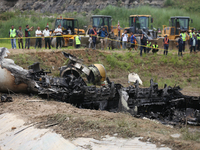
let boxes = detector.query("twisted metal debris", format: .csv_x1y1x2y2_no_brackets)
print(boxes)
0,47,199,126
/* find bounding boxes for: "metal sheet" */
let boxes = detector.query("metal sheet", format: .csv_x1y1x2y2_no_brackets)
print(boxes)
0,65,28,93
74,63,82,69
82,66,90,76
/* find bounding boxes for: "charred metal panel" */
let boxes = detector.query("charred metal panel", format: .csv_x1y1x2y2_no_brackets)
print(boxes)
0,47,200,126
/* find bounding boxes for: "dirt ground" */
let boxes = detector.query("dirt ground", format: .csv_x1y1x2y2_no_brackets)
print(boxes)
0,48,199,150
0,94,200,150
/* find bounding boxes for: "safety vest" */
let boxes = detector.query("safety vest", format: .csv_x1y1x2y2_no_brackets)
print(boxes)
75,36,81,45
164,38,169,45
152,44,158,48
147,41,151,47
181,33,186,41
197,34,200,40
92,29,97,36
190,32,195,38
10,29,16,38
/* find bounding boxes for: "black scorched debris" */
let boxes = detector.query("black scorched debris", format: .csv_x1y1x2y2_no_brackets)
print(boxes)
0,47,199,126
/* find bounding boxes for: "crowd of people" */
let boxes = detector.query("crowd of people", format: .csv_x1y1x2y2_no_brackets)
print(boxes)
89,26,200,56
9,25,200,56
9,24,61,50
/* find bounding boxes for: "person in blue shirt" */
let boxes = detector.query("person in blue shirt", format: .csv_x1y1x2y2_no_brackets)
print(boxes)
130,32,137,51
177,34,183,56
98,27,108,50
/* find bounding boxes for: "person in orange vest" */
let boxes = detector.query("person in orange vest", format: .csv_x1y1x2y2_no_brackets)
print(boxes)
163,35,169,55
89,26,97,49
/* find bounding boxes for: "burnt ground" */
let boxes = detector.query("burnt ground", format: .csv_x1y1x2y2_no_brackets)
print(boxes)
0,48,200,149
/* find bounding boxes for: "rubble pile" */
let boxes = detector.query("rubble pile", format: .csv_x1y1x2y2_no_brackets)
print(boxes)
0,47,199,126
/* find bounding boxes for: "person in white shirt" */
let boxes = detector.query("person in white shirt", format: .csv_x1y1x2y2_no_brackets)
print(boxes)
54,25,62,49
35,26,43,49
43,26,51,49
122,30,128,50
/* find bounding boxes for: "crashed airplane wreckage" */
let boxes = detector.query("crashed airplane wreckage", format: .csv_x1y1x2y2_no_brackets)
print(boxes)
0,47,200,125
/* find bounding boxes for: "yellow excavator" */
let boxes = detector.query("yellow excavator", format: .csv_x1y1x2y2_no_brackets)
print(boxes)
51,17,85,47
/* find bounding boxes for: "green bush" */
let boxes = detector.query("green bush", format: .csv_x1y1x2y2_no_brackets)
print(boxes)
164,0,174,6
0,11,16,21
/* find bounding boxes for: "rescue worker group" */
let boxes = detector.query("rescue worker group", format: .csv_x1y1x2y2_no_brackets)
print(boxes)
9,24,200,56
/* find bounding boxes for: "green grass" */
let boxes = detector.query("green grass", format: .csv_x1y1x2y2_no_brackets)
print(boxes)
104,51,200,89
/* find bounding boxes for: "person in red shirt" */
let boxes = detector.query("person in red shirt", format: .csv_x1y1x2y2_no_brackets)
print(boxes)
163,35,169,55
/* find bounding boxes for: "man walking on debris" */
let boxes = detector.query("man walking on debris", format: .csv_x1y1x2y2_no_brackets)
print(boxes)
9,25,17,49
98,27,108,50
17,26,23,49
43,26,51,49
122,30,128,50
163,35,169,55
190,34,197,53
54,24,63,49
140,33,146,56
108,29,115,50
35,26,43,49
177,34,183,56
25,25,33,49
89,26,97,50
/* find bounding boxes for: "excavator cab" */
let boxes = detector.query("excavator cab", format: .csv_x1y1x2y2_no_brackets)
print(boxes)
91,15,112,32
162,16,192,40
170,16,190,35
55,18,78,35
129,15,152,34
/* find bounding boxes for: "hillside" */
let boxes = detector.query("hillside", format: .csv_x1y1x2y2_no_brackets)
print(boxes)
0,0,165,13
0,5,200,39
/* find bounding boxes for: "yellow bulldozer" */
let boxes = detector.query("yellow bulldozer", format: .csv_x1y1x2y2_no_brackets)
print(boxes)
161,16,193,40
51,17,85,47
153,16,194,50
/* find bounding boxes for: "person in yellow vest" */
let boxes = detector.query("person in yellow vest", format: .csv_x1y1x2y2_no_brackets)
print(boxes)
189,29,195,39
9,25,17,49
152,42,159,54
181,30,186,52
75,35,81,48
146,39,151,53
197,30,200,51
